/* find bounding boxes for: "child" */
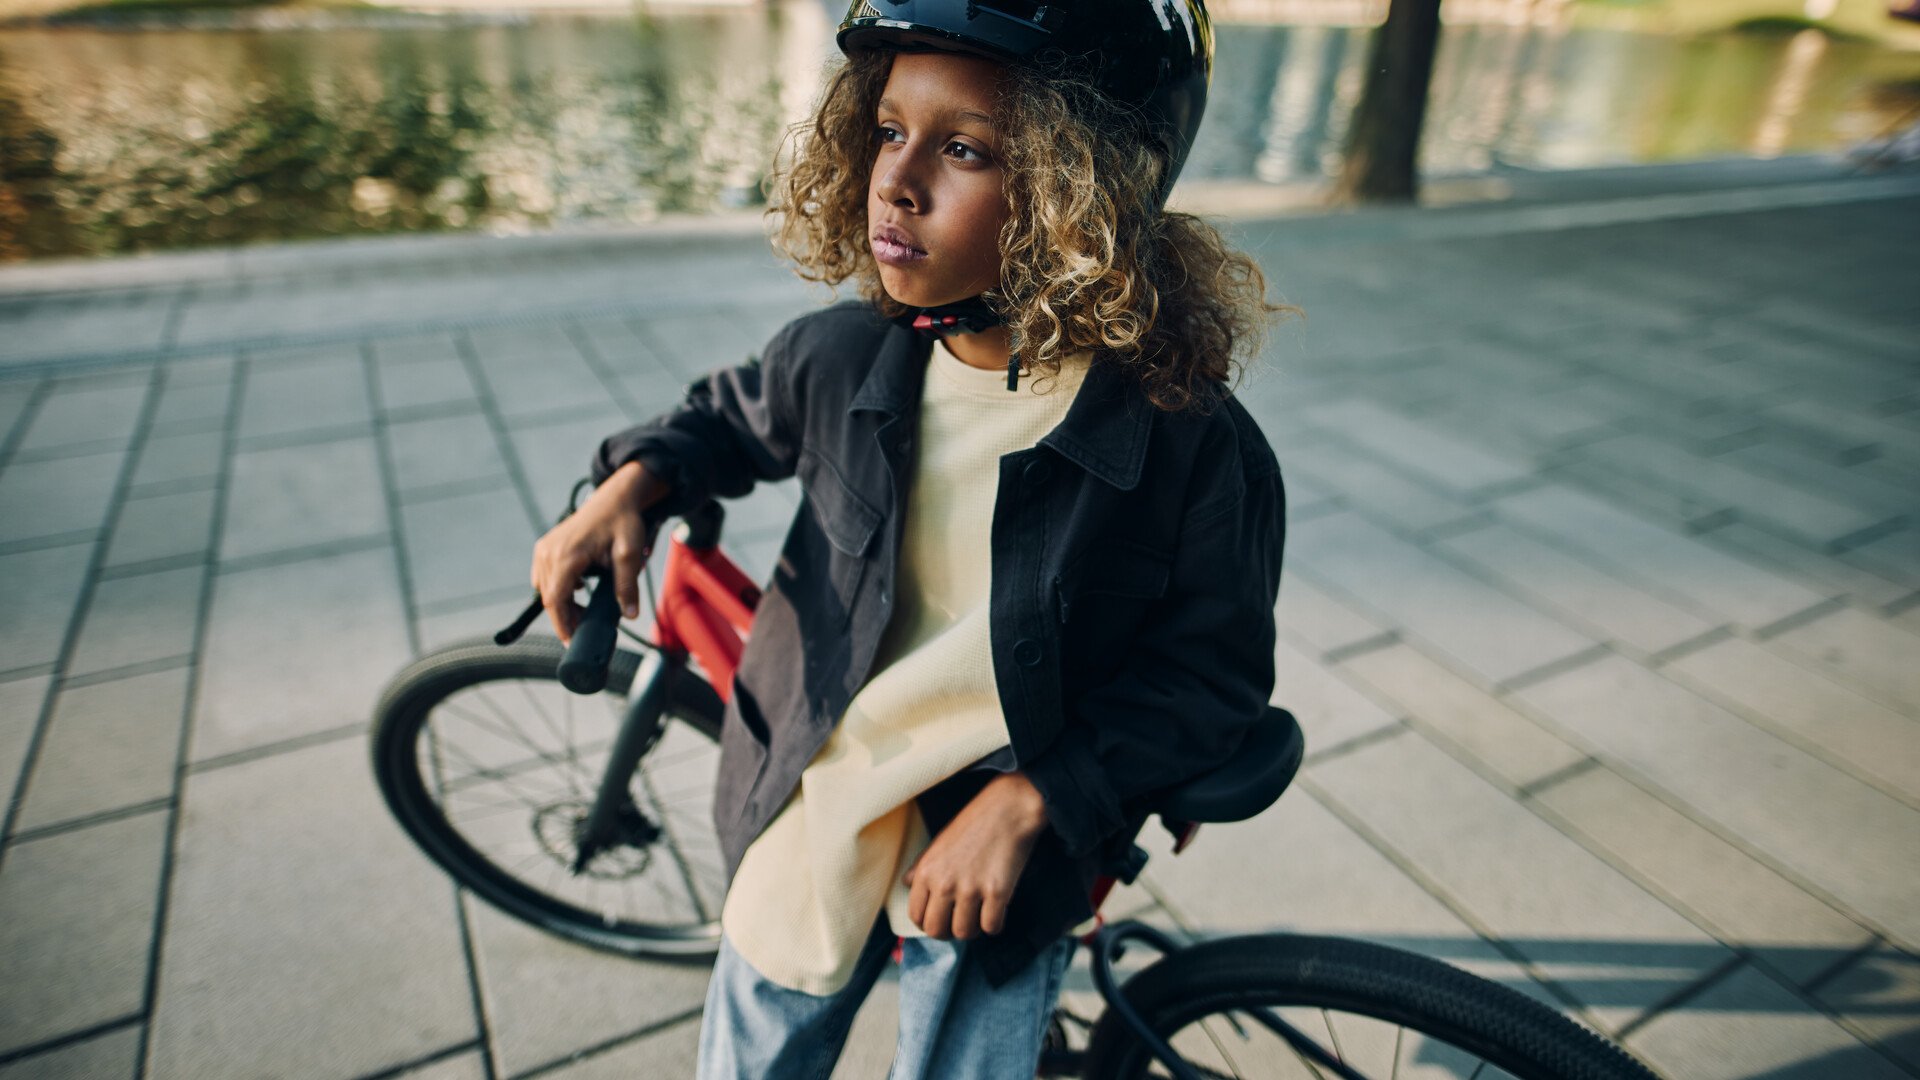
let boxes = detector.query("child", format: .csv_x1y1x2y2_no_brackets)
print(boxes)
530,2,1293,1075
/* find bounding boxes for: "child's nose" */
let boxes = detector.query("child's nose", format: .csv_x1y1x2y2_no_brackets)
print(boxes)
875,149,928,211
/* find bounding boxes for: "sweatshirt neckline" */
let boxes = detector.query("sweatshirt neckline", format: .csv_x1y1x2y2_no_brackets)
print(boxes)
930,337,1092,402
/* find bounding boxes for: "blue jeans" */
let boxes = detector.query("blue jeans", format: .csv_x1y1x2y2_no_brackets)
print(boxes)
695,911,1077,1079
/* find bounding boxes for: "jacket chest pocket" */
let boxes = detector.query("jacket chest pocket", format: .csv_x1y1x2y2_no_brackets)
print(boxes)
797,448,882,620
1053,540,1173,626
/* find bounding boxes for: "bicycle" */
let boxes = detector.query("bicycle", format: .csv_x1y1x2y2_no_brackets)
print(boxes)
370,481,1661,1080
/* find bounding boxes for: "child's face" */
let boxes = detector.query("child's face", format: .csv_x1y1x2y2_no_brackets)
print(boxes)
867,50,1012,310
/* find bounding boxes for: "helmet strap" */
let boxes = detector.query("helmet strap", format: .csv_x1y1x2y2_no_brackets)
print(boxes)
894,294,1025,392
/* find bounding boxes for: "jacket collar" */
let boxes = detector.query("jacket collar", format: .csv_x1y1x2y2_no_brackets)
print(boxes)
848,317,1153,491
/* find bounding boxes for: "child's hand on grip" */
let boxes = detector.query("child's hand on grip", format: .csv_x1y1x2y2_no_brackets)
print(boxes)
529,460,668,645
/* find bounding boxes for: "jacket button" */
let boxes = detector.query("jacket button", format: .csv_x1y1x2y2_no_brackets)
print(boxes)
1013,638,1042,666
1024,459,1052,486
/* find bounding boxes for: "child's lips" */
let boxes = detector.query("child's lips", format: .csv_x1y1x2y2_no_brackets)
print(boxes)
872,233,926,266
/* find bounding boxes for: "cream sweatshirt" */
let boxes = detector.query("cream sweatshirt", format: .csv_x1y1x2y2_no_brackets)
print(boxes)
717,338,1092,994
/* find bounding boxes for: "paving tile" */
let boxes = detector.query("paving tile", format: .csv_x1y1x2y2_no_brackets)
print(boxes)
1279,440,1481,535
1813,944,1920,1073
129,430,223,490
1493,484,1830,630
147,738,474,1080
1304,399,1532,495
15,377,148,455
1338,643,1586,790
398,488,535,611
160,353,237,388
1308,730,1727,1033
219,437,387,562
148,377,232,431
0,543,95,673
1765,606,1920,717
1530,765,1871,988
501,407,631,523
1705,521,1914,611
0,449,124,545
235,349,370,439
463,896,713,1077
65,565,203,678
0,1024,141,1079
414,595,528,654
191,546,409,761
0,809,167,1054
1145,778,1556,1012
104,487,216,569
0,382,36,447
1846,525,1920,590
374,351,478,414
1271,636,1399,754
0,675,53,820
466,326,614,422
1514,655,1920,947
1275,571,1391,660
633,311,768,382
15,667,188,832
1626,962,1907,1080
385,411,510,494
1435,521,1720,656
1663,636,1920,805
1561,432,1888,550
1288,511,1598,687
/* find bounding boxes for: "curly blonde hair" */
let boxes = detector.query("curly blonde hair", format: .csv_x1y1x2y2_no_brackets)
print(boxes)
765,49,1301,413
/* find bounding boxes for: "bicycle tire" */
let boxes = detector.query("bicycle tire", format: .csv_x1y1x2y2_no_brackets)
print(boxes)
371,634,728,960
1080,933,1659,1080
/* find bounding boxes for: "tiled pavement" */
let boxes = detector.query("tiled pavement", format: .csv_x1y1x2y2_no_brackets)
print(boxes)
1,156,1917,1078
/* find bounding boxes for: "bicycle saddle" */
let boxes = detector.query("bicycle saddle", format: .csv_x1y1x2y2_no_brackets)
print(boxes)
1156,706,1304,825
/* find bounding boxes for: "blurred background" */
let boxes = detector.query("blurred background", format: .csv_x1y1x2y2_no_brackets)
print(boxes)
1,2,1917,1079
2,0,1919,259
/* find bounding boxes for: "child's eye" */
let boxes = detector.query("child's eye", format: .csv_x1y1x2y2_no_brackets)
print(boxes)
946,141,988,164
875,125,902,145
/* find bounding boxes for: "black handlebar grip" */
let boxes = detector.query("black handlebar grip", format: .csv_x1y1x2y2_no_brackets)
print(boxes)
557,573,621,694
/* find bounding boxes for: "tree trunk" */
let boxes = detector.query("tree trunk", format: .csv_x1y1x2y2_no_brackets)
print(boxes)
1331,0,1443,205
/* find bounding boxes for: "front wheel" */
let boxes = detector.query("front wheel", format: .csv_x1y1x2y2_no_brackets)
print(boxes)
370,635,728,959
1081,934,1659,1080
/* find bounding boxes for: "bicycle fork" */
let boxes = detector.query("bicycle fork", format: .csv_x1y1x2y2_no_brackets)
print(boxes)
570,648,678,873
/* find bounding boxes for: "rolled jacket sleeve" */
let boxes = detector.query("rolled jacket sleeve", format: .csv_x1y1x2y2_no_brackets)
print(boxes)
589,319,805,514
1023,460,1286,861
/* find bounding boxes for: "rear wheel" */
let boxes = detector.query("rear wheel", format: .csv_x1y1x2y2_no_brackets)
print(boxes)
371,635,728,959
1081,934,1659,1080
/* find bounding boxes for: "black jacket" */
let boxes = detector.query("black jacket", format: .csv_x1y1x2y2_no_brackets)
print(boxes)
591,300,1285,987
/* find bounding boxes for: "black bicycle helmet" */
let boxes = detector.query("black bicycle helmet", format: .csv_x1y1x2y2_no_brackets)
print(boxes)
840,0,1214,387
838,0,1212,210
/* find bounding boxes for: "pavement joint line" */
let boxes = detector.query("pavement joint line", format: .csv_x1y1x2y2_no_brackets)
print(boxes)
182,722,376,776
1513,756,1603,801
1320,630,1401,666
0,364,165,872
98,552,211,582
0,378,51,472
59,653,194,691
1798,935,1888,998
414,583,536,621
1293,773,1600,1031
231,419,379,454
6,434,138,467
509,1003,709,1080
1885,589,1920,618
134,356,242,1080
451,891,503,1080
126,474,221,501
146,413,229,439
1749,594,1851,641
1611,952,1749,1043
4,797,174,848
1494,643,1614,695
1299,717,1412,769
454,328,551,538
0,528,101,559
380,397,487,425
350,1037,488,1080
0,1012,148,1069
397,474,517,507
1643,624,1737,668
1826,513,1910,556
214,531,393,577
0,662,57,685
